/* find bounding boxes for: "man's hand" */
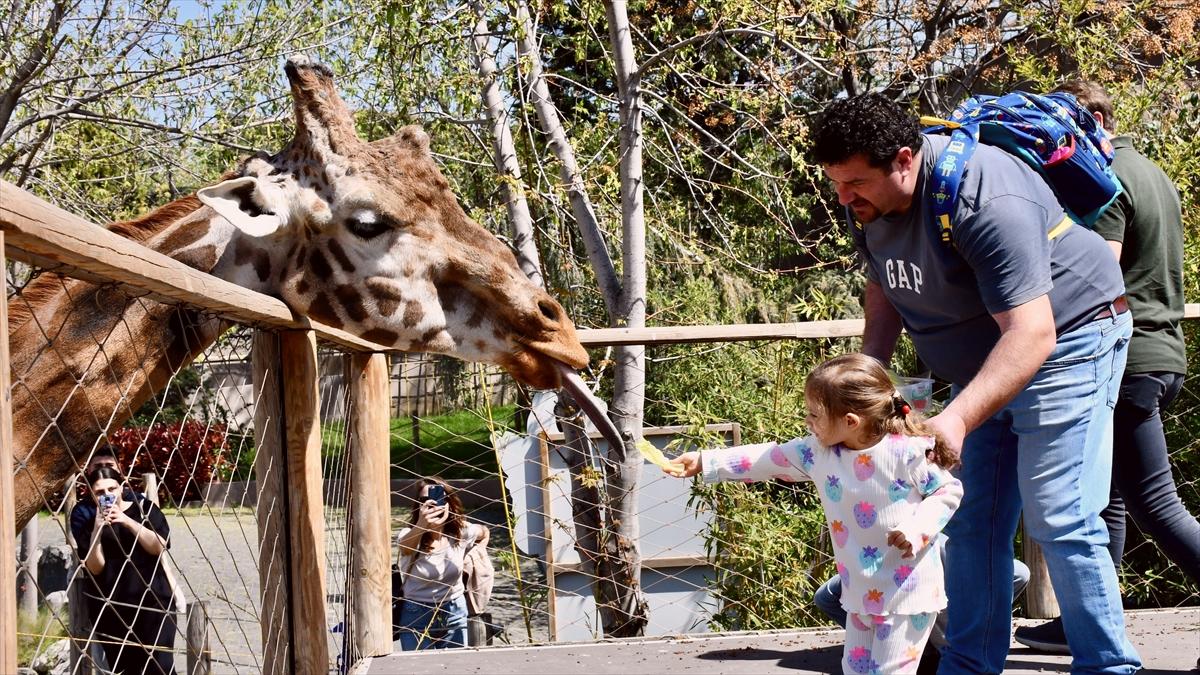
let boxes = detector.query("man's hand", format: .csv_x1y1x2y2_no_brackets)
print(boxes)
665,452,702,478
886,529,915,559
925,410,966,465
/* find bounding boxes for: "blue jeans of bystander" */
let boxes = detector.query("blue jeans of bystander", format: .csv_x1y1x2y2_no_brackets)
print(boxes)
396,595,470,651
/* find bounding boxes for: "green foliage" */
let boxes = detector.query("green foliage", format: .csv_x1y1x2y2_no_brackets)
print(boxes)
17,607,67,668
690,478,833,630
388,405,517,480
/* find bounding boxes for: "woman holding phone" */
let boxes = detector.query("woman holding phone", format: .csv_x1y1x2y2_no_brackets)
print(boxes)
80,466,175,674
394,478,489,650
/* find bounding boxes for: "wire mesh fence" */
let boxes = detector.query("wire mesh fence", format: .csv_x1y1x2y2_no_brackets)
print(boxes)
383,333,1200,651
6,258,363,673
7,254,1199,671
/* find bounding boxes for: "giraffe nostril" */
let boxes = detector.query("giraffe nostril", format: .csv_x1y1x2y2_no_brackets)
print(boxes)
537,300,560,322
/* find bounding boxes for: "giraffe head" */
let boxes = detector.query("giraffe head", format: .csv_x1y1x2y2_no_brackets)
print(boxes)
196,56,588,392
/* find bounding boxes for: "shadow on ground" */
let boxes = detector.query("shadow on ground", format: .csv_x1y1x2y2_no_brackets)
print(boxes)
698,645,841,672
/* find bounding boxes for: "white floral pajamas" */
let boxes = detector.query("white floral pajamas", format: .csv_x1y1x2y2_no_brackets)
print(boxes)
701,433,962,675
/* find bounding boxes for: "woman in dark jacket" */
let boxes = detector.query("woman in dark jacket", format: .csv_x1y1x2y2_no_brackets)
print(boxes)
79,467,176,674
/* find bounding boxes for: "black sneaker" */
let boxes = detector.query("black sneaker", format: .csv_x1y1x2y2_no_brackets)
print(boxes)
1013,617,1071,654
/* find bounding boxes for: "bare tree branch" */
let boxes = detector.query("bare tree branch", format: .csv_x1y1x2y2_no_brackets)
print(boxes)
511,0,621,318
0,0,69,138
470,0,544,288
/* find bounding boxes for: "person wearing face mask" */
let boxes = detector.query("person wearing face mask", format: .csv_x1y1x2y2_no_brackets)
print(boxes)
393,478,489,651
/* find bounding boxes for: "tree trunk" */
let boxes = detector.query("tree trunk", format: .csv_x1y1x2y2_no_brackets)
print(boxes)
599,0,649,637
470,0,544,288
511,0,620,317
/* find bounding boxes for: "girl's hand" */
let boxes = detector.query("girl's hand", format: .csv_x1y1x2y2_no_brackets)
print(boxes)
415,500,449,529
664,452,702,478
886,529,914,558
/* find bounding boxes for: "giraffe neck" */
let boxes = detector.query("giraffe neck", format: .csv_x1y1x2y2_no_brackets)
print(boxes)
8,203,243,529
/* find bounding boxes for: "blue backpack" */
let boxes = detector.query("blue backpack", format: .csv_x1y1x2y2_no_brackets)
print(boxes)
920,91,1122,245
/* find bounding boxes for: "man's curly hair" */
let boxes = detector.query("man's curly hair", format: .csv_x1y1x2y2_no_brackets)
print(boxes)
810,93,920,168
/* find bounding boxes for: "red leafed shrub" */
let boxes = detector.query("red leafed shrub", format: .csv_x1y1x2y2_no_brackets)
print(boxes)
108,421,230,504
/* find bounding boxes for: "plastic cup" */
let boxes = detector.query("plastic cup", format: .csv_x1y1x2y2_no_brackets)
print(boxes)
897,376,934,413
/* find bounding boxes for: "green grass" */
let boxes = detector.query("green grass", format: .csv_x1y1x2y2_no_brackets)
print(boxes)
18,608,68,667
317,405,520,479
388,405,518,479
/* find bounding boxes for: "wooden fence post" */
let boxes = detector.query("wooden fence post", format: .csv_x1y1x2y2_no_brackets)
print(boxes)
1022,520,1060,618
349,353,393,656
142,473,159,505
186,600,210,675
1,231,19,674
251,331,291,673
280,329,330,671
252,329,330,672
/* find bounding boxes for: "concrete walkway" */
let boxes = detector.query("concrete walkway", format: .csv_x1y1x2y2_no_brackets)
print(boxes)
363,607,1199,674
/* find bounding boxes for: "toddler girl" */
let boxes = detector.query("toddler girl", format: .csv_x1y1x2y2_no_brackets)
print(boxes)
667,353,962,674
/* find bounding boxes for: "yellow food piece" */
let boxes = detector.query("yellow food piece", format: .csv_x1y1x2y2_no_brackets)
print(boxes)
636,439,674,470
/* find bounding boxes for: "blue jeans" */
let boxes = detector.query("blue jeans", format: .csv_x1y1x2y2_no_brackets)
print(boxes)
812,552,1031,648
395,595,469,651
940,311,1139,675
1100,371,1200,581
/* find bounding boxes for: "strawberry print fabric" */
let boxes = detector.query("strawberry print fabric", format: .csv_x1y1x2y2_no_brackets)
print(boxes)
701,433,962,616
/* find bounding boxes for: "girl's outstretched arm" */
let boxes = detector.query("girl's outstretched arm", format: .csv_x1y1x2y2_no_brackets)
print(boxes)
666,437,816,484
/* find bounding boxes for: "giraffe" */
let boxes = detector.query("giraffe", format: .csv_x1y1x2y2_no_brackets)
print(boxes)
7,55,618,529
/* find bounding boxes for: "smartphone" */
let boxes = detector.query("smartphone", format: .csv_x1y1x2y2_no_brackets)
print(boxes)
98,493,116,511
426,484,446,506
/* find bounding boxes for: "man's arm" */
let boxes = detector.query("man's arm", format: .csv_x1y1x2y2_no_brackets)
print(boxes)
1106,240,1123,263
927,294,1057,456
862,279,904,363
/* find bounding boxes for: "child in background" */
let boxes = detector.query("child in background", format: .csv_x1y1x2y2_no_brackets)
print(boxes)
667,353,962,674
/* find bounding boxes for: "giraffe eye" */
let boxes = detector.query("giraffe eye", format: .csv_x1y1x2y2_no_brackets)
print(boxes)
345,215,390,240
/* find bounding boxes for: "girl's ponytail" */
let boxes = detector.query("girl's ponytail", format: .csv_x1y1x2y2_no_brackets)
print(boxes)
885,393,958,469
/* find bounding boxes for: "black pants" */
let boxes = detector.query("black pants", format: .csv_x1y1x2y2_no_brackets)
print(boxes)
96,603,176,675
1100,371,1200,582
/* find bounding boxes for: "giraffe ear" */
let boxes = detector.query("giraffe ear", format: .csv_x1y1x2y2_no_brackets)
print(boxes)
197,177,284,237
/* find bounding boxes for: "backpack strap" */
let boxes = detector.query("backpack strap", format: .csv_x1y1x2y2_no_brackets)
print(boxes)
918,119,981,247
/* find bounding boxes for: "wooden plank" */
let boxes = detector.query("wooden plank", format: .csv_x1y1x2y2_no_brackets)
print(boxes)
0,232,18,674
186,600,211,675
576,319,865,347
539,434,558,642
279,330,330,672
251,331,291,673
0,180,385,353
349,353,393,657
551,554,710,574
572,304,1200,347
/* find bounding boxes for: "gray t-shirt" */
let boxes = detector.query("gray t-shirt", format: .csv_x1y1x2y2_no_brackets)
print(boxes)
397,523,482,604
850,134,1125,387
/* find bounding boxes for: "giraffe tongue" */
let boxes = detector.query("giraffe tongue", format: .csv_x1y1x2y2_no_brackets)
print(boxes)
554,362,625,453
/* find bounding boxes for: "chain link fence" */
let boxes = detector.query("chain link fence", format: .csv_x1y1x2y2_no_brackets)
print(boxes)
7,263,365,673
